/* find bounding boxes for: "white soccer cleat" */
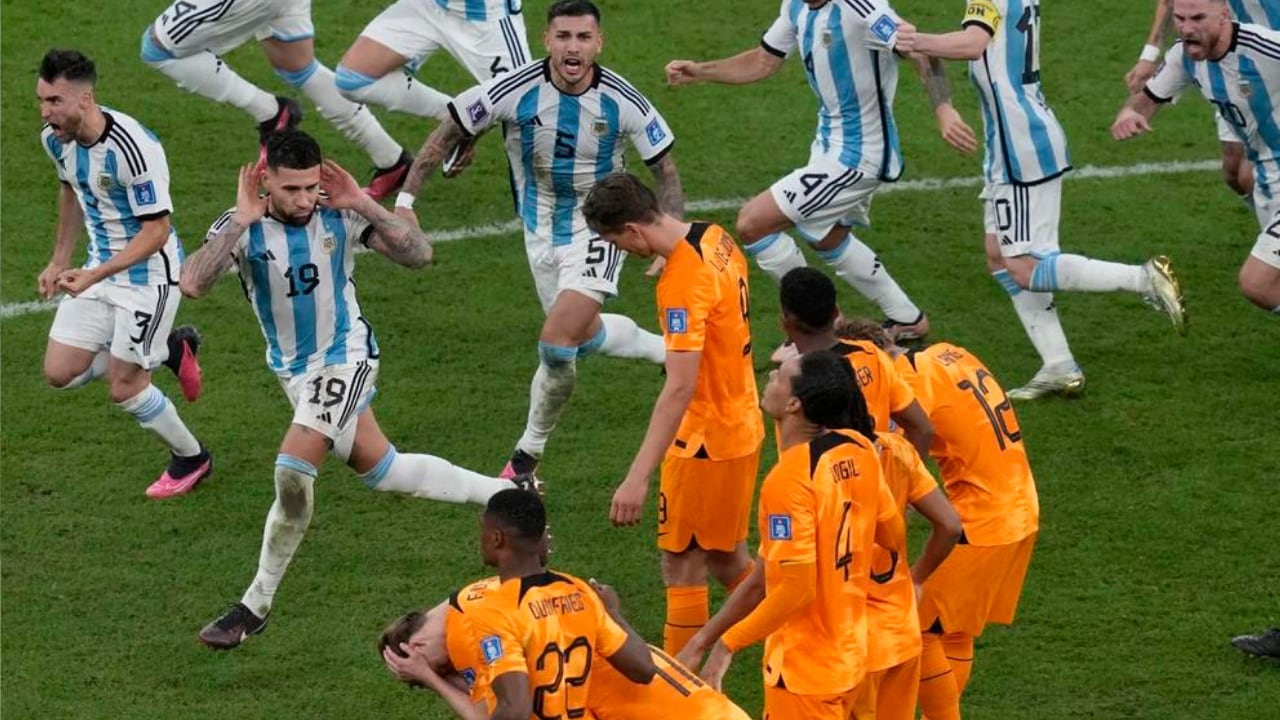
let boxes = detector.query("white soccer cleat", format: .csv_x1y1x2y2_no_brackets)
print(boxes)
1141,255,1188,336
1007,366,1086,401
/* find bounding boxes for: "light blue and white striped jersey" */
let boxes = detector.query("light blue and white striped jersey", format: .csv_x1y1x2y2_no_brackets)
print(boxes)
219,207,379,377
962,0,1072,185
41,108,183,286
1230,0,1280,28
449,58,675,246
761,0,905,180
1147,24,1280,204
433,0,519,23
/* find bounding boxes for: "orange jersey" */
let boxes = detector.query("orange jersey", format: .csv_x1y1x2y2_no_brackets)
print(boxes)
902,343,1039,545
657,222,764,461
755,429,898,694
831,339,918,432
460,570,631,720
446,577,501,712
589,645,750,720
865,432,940,671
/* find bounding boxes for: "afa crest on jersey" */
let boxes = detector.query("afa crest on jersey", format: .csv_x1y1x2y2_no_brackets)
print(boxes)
481,635,504,663
97,172,114,192
321,233,336,255
591,117,610,137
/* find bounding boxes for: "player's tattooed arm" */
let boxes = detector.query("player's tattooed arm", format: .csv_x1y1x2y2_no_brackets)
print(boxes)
648,153,685,219
911,53,978,155
179,216,245,298
357,198,434,269
403,118,471,198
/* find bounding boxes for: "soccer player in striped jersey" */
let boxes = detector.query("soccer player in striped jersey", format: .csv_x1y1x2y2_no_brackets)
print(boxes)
912,0,1188,400
37,49,211,500
180,130,533,650
1113,0,1280,313
140,0,413,199
335,0,530,122
665,0,931,342
398,0,680,480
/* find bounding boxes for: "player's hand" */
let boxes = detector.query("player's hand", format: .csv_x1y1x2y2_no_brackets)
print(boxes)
644,255,666,277
319,159,366,210
609,477,648,526
443,138,477,178
675,633,711,671
894,22,918,54
55,268,99,297
233,161,268,226
665,60,701,87
1125,60,1158,94
936,105,978,155
698,640,734,691
38,261,70,299
383,643,438,688
588,579,622,615
1110,108,1152,141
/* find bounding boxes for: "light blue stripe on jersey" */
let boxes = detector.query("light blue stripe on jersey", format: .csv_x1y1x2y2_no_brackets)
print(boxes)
974,80,998,180
551,94,581,246
74,145,112,268
595,94,620,181
284,223,317,374
1238,55,1280,177
1230,1,1280,26
104,150,150,286
826,6,864,168
322,209,350,366
465,0,485,20
518,87,540,233
1004,7,1059,179
801,11,828,152
248,223,284,372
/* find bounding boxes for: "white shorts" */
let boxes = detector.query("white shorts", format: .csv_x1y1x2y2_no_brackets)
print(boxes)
360,0,530,81
525,230,625,312
1253,214,1280,270
278,360,378,445
149,0,313,57
1216,111,1243,144
982,178,1063,259
769,154,880,243
49,282,179,370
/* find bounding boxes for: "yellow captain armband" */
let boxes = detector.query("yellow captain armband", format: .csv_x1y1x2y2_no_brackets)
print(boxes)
963,0,1002,34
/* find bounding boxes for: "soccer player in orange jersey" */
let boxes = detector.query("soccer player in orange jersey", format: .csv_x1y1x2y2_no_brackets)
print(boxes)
839,319,1039,720
778,267,933,457
582,173,765,657
678,351,904,720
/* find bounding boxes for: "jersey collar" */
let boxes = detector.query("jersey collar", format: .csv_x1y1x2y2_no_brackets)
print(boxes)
79,107,113,148
1214,22,1241,62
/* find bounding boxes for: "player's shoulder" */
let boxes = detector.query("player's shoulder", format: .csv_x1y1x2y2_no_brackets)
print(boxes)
1236,22,1280,56
101,108,164,177
597,64,654,115
484,58,547,100
451,575,502,614
835,0,886,20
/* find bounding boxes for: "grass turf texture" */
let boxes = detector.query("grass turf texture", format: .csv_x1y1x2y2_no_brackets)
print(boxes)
2,0,1278,717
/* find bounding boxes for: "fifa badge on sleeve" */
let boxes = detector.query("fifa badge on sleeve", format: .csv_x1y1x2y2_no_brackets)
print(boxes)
645,118,667,146
133,180,157,206
871,15,897,43
666,308,688,334
467,100,489,125
481,635,504,664
768,514,793,541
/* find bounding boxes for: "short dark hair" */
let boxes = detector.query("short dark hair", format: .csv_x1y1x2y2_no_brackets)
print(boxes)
40,49,96,85
485,489,546,544
780,267,837,334
265,128,322,171
792,350,875,441
378,610,428,659
582,173,661,235
835,317,892,351
547,0,601,24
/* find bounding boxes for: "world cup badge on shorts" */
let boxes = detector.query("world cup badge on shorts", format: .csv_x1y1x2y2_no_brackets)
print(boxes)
97,172,114,192
321,233,336,255
591,117,610,137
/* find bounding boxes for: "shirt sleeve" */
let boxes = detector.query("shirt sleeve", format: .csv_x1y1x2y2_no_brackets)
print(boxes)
122,135,174,220
1145,42,1192,103
759,459,818,566
447,62,537,136
895,438,940,503
206,208,249,259
761,0,798,57
592,604,631,660
340,209,373,248
962,0,1003,35
622,100,675,165
657,256,717,353
858,1,906,52
465,603,528,682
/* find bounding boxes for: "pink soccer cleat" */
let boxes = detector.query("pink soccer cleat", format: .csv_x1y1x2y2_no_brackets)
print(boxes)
164,325,203,402
146,447,213,499
363,150,413,201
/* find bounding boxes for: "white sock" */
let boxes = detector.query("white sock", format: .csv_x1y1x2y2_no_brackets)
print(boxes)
149,52,277,122
516,345,578,457
334,65,450,120
291,61,404,168
745,232,807,282
1008,289,1076,373
1030,253,1144,294
599,314,666,364
118,385,201,457
241,456,316,618
59,350,109,390
362,446,511,504
819,233,921,323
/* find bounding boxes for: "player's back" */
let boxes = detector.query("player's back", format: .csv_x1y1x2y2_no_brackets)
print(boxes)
907,342,1038,545
657,222,764,460
445,577,503,713
832,339,916,432
1232,0,1280,27
588,645,751,720
963,0,1070,184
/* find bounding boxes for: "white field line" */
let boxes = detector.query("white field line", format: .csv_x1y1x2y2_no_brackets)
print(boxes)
1,159,1218,322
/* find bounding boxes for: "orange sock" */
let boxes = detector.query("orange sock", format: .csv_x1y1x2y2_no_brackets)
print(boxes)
942,632,975,696
725,560,756,593
664,585,709,656
918,633,961,720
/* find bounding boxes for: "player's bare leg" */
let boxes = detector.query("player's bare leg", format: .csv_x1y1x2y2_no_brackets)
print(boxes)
1221,140,1252,199
989,242,1082,401
335,37,451,120
1239,255,1280,312
260,37,411,199
43,339,105,390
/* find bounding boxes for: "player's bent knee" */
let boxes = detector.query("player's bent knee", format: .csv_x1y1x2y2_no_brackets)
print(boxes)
139,28,175,67
576,324,607,359
276,59,320,88
537,341,578,368
334,64,378,101
274,455,318,518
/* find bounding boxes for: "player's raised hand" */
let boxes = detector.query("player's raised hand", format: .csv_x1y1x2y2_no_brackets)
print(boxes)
319,159,366,210
894,22,918,54
1110,108,1153,141
609,477,648,526
383,644,438,687
588,579,622,615
665,60,701,87
698,640,734,691
936,105,978,155
38,261,69,299
233,161,268,226
1125,60,1158,95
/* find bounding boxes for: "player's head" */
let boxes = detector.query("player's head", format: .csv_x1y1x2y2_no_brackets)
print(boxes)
480,489,547,567
763,350,875,440
37,49,97,143
583,173,662,256
780,268,839,339
836,317,895,352
1172,0,1231,61
378,601,453,682
263,129,323,225
545,0,603,90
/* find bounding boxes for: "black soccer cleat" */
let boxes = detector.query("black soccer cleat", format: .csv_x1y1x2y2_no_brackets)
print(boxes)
257,95,304,145
198,602,269,650
1231,628,1280,658
510,472,544,497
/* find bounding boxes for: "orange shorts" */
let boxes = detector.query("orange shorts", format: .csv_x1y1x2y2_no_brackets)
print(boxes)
918,532,1037,636
851,656,920,720
658,451,760,553
763,683,856,720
